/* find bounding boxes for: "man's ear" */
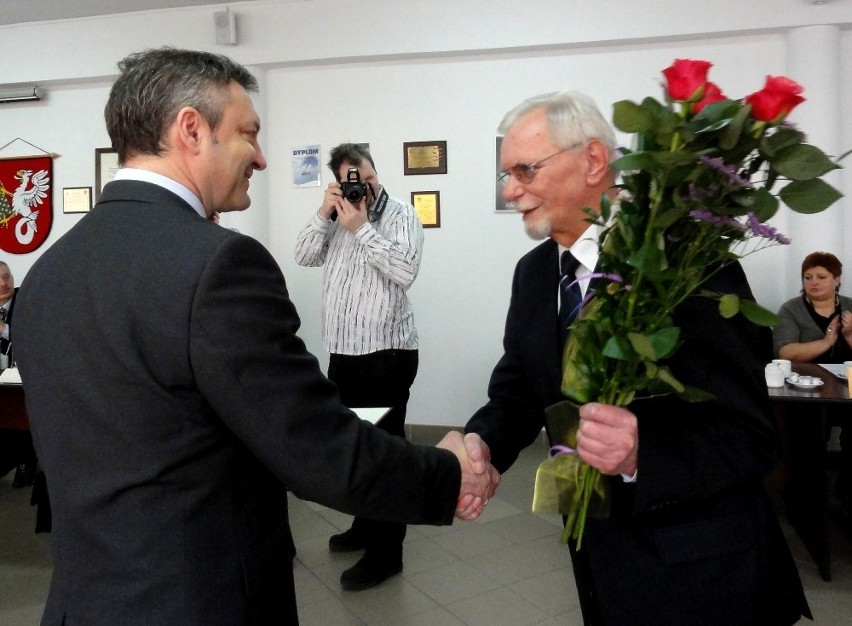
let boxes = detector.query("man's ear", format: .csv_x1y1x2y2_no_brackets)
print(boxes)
173,107,206,155
585,140,611,187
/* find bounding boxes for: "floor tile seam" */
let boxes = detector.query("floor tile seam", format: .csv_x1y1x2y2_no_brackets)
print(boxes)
296,596,368,625
463,556,565,587
441,583,540,624
399,549,504,600
339,591,442,624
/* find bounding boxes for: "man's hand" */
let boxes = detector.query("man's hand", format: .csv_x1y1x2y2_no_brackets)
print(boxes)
436,431,501,520
318,181,368,232
318,182,342,219
335,197,368,232
577,402,638,477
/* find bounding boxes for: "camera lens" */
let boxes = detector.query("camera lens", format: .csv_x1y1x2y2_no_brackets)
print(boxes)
344,187,364,203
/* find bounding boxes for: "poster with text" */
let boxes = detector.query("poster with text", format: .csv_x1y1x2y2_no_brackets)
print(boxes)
291,145,321,188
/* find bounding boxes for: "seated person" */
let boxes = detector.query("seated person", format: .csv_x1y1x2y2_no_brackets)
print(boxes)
773,251,852,511
0,260,36,488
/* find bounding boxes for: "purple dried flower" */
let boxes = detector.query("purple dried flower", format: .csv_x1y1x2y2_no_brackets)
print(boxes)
689,209,746,231
745,212,791,244
700,155,754,189
687,182,720,202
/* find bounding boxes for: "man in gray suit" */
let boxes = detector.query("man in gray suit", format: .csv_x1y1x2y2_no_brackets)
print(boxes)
14,47,498,625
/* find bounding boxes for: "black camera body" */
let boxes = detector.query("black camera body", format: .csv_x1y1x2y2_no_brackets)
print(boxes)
340,167,369,204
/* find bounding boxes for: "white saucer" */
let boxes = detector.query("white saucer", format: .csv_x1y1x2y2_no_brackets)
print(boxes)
786,376,823,390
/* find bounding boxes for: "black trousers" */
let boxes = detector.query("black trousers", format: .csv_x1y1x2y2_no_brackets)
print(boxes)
328,349,418,561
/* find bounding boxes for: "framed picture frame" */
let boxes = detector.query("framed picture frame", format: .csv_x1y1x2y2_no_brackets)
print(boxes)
403,141,447,175
95,147,119,202
411,191,441,228
63,187,92,214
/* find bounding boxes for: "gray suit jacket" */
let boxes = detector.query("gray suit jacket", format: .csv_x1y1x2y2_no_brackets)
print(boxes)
16,180,460,625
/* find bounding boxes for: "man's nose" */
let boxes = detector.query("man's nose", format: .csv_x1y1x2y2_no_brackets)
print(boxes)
502,176,523,201
254,145,268,171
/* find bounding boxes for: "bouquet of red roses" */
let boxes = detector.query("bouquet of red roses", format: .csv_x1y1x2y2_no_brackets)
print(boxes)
533,59,845,548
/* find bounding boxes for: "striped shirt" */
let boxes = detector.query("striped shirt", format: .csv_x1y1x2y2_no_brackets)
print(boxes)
294,191,423,355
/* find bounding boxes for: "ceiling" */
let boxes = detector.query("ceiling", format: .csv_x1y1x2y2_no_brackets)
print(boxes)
0,1,233,26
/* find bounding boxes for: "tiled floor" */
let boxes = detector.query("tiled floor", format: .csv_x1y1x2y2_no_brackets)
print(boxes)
2,430,852,625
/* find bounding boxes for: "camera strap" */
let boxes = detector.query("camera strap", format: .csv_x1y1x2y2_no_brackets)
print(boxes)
367,186,389,223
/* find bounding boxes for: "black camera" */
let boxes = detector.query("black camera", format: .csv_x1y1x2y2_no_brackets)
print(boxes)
340,167,369,204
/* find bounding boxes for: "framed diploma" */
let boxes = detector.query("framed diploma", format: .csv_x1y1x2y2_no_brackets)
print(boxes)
63,187,92,214
411,191,441,228
95,147,119,202
403,141,447,175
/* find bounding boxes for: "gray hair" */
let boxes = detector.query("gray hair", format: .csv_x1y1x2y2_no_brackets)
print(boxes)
498,91,617,156
105,47,258,164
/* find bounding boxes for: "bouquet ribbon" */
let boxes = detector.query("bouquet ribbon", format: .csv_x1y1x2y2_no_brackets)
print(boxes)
532,447,610,517
532,400,610,546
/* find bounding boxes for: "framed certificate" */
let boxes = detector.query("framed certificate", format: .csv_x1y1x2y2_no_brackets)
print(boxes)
63,187,92,214
95,148,119,202
411,191,441,228
403,141,447,175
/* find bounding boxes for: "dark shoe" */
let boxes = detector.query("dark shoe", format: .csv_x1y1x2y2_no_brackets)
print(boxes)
340,554,402,591
12,463,34,488
329,528,367,553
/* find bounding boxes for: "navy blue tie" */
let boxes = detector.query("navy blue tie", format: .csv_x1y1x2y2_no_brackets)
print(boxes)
559,251,582,346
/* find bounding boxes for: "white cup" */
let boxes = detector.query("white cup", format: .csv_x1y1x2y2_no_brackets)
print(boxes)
765,363,785,388
772,359,792,377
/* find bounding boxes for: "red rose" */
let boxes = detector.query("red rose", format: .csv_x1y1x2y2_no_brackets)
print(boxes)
691,81,726,114
745,75,805,123
662,59,712,102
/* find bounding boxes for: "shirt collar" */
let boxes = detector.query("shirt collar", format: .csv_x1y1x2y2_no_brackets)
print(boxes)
558,224,600,273
113,168,206,218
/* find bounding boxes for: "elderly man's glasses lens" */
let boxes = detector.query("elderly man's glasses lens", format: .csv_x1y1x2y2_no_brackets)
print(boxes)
497,144,582,186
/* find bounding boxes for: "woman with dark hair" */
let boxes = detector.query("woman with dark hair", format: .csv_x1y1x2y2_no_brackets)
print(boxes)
773,251,852,515
774,251,852,363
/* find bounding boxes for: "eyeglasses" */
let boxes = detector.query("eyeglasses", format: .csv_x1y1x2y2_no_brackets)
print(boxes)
497,143,584,187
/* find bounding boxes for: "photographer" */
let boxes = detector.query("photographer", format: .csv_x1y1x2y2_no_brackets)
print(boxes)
294,143,424,591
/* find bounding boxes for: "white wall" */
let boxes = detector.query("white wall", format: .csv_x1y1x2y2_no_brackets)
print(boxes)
2,0,851,425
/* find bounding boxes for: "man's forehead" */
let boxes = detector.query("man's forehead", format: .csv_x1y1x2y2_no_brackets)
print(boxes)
225,83,261,127
502,116,554,156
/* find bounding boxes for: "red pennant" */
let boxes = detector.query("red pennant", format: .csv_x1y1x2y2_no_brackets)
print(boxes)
0,156,53,254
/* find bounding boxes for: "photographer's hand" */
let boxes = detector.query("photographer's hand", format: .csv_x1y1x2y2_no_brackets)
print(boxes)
336,198,368,232
319,182,342,220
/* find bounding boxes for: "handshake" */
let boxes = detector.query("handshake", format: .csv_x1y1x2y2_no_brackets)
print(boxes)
436,431,501,521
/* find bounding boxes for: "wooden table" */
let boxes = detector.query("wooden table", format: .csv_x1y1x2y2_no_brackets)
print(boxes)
767,362,851,582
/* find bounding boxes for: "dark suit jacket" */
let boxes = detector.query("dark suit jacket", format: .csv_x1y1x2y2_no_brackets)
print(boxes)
466,238,810,626
15,181,461,625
